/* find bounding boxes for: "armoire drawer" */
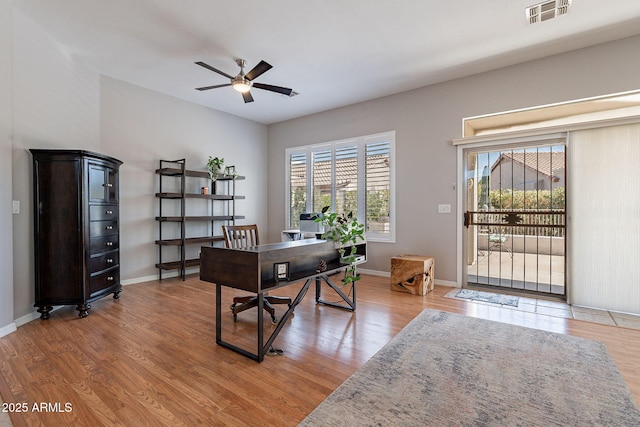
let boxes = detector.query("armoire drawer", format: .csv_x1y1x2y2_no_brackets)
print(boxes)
90,235,119,254
89,268,119,297
89,251,119,273
90,204,118,221
89,220,118,237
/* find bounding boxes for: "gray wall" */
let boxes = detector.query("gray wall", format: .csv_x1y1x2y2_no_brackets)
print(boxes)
100,77,268,282
267,35,640,283
6,6,268,325
11,8,102,324
0,0,14,335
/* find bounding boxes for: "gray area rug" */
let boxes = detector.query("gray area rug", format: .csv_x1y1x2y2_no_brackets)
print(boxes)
454,288,519,307
299,309,640,426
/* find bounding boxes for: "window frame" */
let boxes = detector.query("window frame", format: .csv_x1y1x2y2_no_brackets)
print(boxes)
285,131,396,243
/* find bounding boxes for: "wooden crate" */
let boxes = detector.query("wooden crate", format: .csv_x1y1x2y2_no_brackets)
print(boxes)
390,255,434,295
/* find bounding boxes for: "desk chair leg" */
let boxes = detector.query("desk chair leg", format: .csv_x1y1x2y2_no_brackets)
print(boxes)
231,297,291,324
231,299,275,322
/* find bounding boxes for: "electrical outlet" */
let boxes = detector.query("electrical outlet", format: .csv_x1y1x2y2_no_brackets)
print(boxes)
438,204,451,214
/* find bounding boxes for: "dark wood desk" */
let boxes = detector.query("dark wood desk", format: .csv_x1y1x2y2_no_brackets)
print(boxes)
200,239,366,362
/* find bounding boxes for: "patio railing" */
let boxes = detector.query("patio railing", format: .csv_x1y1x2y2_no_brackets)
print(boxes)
465,209,565,237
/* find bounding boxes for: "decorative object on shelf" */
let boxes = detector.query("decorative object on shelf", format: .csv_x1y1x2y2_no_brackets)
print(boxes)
207,156,240,181
224,165,239,180
314,206,366,285
207,156,225,181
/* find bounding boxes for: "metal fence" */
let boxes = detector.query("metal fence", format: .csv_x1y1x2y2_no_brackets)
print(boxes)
469,209,565,237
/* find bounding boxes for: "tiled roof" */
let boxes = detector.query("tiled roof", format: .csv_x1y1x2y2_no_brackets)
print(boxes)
491,152,565,177
290,155,388,187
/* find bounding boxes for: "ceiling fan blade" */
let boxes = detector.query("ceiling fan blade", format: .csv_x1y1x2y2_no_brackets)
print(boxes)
242,91,254,103
245,60,272,81
253,82,293,96
195,83,232,91
195,61,234,80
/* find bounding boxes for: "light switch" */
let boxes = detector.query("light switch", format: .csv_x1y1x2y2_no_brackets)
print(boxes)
12,200,20,214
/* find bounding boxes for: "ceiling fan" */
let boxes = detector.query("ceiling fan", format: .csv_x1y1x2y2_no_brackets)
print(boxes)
195,59,294,103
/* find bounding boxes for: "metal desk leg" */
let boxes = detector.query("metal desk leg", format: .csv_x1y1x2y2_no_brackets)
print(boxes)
257,278,312,361
216,283,222,344
215,278,313,362
257,292,264,360
315,274,356,311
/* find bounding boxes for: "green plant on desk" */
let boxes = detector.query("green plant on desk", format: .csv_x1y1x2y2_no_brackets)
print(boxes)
314,206,365,285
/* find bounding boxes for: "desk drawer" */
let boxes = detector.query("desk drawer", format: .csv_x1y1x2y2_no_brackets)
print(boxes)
90,251,119,273
90,220,118,237
90,204,118,221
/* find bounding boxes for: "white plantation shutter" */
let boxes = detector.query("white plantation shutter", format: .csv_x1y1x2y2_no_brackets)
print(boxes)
335,144,358,216
365,141,391,235
288,152,307,228
285,131,395,242
312,148,332,213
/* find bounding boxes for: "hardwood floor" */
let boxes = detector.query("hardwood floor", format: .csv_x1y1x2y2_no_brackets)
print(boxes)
1,274,639,426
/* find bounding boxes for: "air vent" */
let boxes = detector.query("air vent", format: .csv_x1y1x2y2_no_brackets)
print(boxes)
526,0,572,24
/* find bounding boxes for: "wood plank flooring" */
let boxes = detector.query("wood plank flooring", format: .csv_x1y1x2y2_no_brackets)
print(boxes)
1,274,639,426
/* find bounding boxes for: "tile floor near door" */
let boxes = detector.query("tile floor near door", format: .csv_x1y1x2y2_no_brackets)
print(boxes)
446,288,640,330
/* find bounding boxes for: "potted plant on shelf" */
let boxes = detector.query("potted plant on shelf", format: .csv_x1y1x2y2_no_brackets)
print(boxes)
314,206,365,285
207,156,225,181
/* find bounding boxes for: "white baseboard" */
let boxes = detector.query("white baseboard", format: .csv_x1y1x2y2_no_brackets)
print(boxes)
358,268,457,288
15,311,40,327
357,268,389,277
435,279,458,287
0,322,17,338
121,268,200,286
14,306,64,328
121,274,157,286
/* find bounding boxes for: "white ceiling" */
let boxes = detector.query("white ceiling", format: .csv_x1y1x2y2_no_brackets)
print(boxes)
12,0,640,124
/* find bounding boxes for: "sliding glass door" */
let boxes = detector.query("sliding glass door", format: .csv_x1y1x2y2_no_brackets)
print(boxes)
464,143,566,297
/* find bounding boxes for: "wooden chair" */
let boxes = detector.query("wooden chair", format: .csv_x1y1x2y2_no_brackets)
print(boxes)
222,225,292,323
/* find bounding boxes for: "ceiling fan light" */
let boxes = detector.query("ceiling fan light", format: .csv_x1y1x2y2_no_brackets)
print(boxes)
232,76,251,93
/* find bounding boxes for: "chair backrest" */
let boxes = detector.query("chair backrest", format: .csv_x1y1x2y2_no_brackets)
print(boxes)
222,224,260,249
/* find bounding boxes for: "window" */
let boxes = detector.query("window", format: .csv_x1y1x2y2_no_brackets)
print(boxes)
286,131,395,242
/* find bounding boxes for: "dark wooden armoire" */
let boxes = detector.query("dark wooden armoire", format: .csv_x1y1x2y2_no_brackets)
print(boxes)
30,149,123,319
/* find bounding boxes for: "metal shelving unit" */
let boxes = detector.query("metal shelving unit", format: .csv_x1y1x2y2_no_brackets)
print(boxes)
155,159,245,280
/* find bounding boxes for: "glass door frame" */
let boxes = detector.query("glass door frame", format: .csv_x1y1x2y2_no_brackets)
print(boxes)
455,133,567,290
